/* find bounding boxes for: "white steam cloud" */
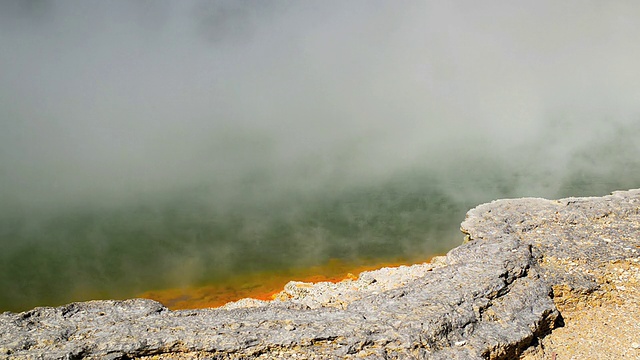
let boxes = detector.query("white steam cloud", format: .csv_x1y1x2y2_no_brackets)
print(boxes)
1,1,638,211
1,0,640,311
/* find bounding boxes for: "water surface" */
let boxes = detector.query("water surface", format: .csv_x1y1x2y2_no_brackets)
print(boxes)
1,1,640,312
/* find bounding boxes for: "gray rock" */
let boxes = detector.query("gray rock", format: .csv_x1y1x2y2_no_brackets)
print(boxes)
1,189,639,359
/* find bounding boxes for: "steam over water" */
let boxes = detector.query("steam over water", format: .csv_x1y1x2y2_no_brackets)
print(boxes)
1,1,640,311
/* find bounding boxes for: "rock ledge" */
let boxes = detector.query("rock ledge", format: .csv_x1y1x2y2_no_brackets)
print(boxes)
1,189,639,359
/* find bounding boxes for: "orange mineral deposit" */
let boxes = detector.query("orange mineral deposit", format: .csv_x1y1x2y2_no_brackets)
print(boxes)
138,257,428,310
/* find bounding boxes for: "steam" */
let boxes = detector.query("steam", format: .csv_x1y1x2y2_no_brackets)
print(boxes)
1,1,640,311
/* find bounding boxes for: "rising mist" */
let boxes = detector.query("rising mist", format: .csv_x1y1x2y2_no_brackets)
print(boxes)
1,0,639,311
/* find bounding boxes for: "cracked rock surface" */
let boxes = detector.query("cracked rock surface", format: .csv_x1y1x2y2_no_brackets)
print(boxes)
1,189,639,359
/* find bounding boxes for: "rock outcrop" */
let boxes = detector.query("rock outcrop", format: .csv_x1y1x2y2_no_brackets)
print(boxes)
1,189,639,359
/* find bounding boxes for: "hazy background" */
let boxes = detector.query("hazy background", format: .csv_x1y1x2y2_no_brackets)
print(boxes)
1,0,639,311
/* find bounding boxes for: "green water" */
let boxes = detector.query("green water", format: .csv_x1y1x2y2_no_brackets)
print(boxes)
2,120,640,312
0,173,461,311
2,157,639,312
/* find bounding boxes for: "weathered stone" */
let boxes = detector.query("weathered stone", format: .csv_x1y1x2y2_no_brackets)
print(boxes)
1,189,639,359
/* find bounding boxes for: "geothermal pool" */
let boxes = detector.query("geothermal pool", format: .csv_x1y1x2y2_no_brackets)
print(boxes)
2,169,638,312
1,174,466,311
2,1,640,312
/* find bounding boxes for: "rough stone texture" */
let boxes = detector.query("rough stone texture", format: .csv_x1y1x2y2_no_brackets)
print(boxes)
520,259,640,359
1,189,639,360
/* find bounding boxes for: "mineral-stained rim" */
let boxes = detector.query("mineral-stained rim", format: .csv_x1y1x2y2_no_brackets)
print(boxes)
3,188,639,359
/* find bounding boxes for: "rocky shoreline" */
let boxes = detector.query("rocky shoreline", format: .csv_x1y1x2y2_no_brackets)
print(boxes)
1,189,639,359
